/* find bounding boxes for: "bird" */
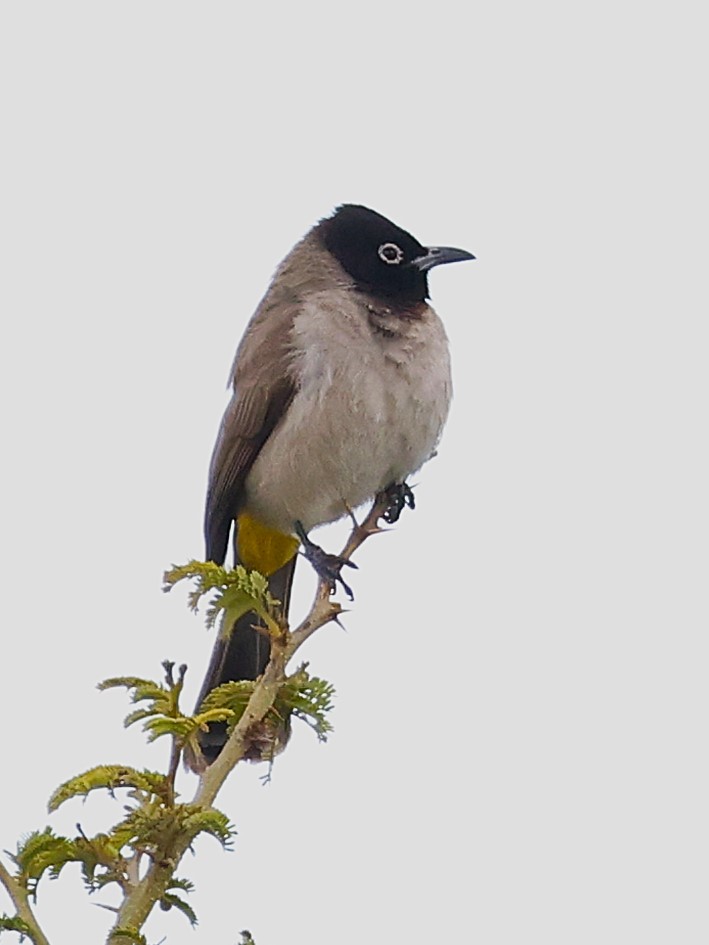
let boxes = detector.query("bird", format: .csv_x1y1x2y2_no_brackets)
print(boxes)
193,203,474,766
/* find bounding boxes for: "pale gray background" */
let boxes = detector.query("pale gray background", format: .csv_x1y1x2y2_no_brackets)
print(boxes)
1,2,706,943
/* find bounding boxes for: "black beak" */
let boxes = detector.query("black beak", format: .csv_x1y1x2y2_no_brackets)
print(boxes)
408,245,476,272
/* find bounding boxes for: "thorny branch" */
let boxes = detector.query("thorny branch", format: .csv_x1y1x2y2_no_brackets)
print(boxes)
108,492,393,940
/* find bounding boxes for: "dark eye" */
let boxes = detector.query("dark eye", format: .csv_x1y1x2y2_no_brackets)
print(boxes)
378,242,404,265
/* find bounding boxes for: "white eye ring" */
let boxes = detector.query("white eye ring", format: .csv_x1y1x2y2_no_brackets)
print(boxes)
378,242,404,265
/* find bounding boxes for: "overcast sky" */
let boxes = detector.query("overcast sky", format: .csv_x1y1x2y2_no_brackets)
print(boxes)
1,3,706,944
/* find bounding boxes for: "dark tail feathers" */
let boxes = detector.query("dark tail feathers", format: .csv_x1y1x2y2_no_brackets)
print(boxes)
190,555,297,768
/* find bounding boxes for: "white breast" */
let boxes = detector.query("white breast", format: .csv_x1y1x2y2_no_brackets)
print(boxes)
244,289,452,533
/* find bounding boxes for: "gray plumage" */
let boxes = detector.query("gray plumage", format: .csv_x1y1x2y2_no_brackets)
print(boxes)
194,205,472,767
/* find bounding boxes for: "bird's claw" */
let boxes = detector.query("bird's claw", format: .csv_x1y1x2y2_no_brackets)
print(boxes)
310,549,358,600
381,481,416,524
295,521,358,600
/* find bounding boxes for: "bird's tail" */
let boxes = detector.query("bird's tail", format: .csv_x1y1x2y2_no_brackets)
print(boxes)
189,554,297,769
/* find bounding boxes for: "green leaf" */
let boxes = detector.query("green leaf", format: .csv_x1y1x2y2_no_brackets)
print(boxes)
96,668,204,747
11,828,81,892
49,766,169,811
163,560,283,633
159,892,198,926
197,668,335,751
192,707,235,727
198,680,255,716
109,928,147,945
181,807,236,849
216,586,262,633
99,676,175,732
96,676,160,690
167,876,195,894
122,707,160,729
0,915,32,936
107,805,174,851
143,718,198,742
279,668,336,742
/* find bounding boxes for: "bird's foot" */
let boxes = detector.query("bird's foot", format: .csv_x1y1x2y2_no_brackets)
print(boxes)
295,521,358,600
381,481,416,524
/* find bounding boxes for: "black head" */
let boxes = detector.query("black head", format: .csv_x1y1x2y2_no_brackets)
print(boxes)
319,204,474,303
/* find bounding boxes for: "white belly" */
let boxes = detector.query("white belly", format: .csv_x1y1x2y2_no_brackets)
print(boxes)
244,292,452,533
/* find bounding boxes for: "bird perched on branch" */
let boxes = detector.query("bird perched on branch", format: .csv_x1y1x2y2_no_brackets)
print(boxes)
194,203,474,765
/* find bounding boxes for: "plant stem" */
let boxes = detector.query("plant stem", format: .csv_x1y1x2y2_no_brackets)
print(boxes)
109,493,389,941
0,859,51,945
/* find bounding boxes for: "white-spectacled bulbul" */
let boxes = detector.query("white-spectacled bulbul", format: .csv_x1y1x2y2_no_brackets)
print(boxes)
194,204,474,764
